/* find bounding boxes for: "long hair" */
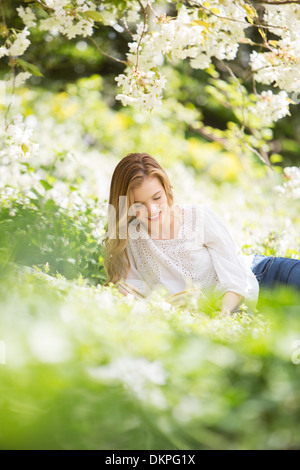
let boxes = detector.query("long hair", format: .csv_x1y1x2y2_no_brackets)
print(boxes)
103,153,174,285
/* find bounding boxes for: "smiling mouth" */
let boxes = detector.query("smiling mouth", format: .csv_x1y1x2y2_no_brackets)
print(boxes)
148,210,161,221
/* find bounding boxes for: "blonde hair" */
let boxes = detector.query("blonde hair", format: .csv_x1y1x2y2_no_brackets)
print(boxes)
103,153,174,285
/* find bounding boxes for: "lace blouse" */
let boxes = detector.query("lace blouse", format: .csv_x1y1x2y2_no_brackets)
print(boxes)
123,203,259,312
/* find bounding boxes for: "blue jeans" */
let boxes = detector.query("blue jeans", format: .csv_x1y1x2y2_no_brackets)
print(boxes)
251,255,300,292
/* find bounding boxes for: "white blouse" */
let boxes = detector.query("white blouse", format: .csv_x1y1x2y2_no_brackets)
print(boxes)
123,203,259,312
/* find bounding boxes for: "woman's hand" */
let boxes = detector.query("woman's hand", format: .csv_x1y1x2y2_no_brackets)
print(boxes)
118,284,129,296
221,291,243,314
219,308,232,317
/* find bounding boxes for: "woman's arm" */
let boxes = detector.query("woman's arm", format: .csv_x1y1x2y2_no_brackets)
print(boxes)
220,291,244,315
118,284,129,296
199,204,258,312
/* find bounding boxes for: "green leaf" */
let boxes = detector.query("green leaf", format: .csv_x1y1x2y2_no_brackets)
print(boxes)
82,10,103,22
44,199,56,211
40,180,53,191
17,58,44,78
30,188,43,199
270,153,283,163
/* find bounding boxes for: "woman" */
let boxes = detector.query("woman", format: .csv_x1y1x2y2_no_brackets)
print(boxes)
103,153,300,315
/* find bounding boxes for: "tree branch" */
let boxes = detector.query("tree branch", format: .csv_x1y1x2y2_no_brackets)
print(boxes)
147,1,159,20
253,0,300,4
122,16,134,38
88,36,128,66
193,1,285,30
220,61,248,129
188,124,230,147
4,63,16,128
244,142,272,167
189,123,273,169
0,0,7,28
36,0,55,12
135,2,148,71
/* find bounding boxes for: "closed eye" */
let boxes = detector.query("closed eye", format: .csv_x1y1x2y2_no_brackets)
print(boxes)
134,196,161,210
135,196,160,206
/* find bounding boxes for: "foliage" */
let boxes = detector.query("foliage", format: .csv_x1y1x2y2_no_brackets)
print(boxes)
0,77,299,449
2,0,300,164
0,193,106,284
1,262,300,450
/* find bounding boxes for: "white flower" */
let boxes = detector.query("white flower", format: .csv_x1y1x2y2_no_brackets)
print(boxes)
39,0,96,39
0,46,8,59
1,113,39,163
6,72,32,88
284,166,299,179
247,90,290,127
7,28,31,57
250,4,300,92
17,6,37,28
115,68,167,110
43,0,68,7
87,356,167,403
274,166,300,200
126,2,141,24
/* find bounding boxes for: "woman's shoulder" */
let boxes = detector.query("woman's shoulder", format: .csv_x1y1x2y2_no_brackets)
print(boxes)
182,202,223,221
179,201,210,212
179,203,222,240
179,202,210,224
175,202,204,240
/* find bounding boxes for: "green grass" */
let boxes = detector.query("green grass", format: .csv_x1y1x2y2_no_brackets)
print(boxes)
1,260,300,450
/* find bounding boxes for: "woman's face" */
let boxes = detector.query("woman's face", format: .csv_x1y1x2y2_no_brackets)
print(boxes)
131,176,170,229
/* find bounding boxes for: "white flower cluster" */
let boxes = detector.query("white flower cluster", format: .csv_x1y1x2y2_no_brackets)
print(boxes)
1,113,39,164
189,0,248,68
6,72,32,89
126,1,142,24
115,2,249,108
115,67,167,110
1,0,298,118
250,4,300,93
16,6,37,28
0,73,31,109
98,3,118,26
87,356,167,405
38,0,96,39
0,114,40,197
275,166,300,200
133,6,205,66
129,1,248,69
0,28,31,58
248,90,290,127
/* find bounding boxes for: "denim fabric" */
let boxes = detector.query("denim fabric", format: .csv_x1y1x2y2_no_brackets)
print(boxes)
251,254,300,292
